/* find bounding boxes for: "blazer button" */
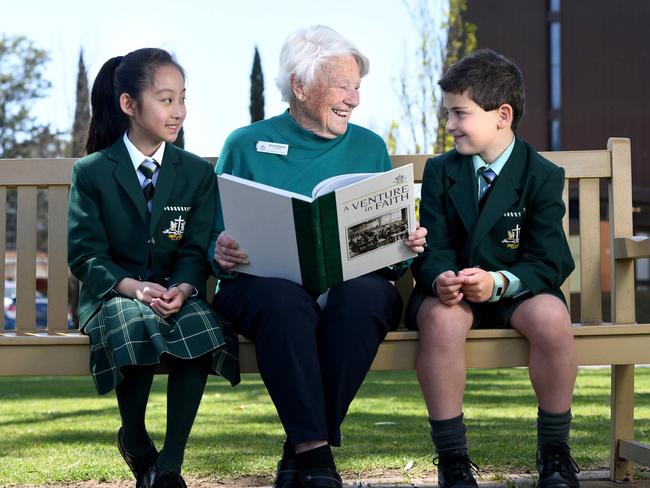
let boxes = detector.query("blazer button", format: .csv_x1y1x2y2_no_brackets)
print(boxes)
150,237,156,245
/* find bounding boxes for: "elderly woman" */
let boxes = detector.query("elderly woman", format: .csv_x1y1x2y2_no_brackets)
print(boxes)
210,26,426,488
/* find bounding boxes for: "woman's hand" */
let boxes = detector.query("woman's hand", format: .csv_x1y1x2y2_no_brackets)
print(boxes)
215,231,249,270
404,226,428,254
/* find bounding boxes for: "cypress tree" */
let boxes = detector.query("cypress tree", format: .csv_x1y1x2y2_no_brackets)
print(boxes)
70,48,90,157
249,46,265,122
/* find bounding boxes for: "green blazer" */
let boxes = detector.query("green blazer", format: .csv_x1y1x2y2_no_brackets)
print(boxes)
411,138,574,299
68,138,217,330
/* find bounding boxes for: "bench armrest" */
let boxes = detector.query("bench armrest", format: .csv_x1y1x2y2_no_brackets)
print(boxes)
613,236,650,260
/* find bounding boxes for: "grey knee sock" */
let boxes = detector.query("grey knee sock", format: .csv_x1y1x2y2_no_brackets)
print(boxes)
537,407,572,446
429,414,468,456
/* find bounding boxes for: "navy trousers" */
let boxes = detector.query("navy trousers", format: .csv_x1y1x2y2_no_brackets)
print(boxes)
212,272,401,446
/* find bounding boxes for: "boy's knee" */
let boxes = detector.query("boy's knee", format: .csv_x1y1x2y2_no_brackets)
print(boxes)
522,300,573,348
417,299,472,343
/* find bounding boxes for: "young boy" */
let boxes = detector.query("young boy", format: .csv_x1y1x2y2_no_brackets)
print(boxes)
408,49,579,488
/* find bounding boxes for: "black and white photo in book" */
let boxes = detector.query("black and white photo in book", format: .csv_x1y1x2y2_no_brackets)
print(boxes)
347,207,410,259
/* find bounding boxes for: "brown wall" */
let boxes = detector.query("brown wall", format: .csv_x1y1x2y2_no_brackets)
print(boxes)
466,0,650,227
464,0,549,150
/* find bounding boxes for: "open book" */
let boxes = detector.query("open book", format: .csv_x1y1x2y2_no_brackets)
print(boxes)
217,164,416,294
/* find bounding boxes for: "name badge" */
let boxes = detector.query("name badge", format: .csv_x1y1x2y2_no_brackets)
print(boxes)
256,141,289,155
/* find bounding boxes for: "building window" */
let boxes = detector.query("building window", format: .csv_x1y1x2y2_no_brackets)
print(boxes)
549,0,561,150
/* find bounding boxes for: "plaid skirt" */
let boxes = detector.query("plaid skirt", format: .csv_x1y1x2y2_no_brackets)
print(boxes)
85,296,240,395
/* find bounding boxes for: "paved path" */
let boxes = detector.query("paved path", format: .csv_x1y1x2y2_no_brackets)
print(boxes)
10,472,650,488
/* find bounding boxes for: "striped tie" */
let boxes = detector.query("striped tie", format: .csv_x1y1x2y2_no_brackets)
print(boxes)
478,166,497,209
139,159,159,210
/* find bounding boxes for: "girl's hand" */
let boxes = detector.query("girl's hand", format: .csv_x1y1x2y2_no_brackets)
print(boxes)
404,226,428,254
215,231,249,270
150,285,190,318
116,278,167,304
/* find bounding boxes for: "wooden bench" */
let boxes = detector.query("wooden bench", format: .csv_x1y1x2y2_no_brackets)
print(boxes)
1,137,649,480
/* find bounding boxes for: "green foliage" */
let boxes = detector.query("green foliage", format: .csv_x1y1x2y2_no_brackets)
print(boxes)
0,368,648,485
0,34,64,158
394,0,477,154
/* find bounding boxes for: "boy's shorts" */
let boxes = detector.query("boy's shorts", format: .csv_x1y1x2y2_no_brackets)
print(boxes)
405,286,535,330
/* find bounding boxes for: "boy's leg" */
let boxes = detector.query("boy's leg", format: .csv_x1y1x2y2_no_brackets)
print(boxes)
509,294,579,488
416,296,478,488
416,296,473,421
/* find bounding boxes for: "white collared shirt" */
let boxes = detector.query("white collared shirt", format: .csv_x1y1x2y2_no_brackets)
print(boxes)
122,132,165,187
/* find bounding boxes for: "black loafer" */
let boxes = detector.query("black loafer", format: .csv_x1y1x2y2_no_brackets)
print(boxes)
117,427,159,488
273,457,301,488
298,466,343,488
142,464,188,488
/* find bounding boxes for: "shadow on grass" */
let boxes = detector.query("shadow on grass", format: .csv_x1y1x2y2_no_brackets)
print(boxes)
1,369,648,475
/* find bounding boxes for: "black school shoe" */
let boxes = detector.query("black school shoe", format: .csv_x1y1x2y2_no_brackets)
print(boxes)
142,464,188,488
273,457,301,488
434,450,479,488
117,427,159,488
537,441,580,488
298,466,343,488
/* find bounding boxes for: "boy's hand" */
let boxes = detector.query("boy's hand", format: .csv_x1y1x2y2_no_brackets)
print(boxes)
435,270,465,306
458,267,493,302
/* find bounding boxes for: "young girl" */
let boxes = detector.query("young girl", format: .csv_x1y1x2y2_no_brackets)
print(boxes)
68,48,239,488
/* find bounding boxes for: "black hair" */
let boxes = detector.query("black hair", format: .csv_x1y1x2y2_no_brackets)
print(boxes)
85,48,185,154
439,49,525,131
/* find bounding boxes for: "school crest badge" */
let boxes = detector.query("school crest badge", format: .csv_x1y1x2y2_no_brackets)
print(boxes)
162,215,186,241
501,224,521,250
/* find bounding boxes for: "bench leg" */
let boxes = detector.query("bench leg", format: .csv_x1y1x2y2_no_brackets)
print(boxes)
610,364,635,481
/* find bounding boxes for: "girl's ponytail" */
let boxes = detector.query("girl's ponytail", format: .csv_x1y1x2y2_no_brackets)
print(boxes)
85,56,128,154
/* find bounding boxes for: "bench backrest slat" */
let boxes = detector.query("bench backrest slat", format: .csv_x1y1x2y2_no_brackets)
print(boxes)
48,186,70,330
16,186,38,329
578,178,603,323
0,186,6,329
609,138,635,324
561,183,571,311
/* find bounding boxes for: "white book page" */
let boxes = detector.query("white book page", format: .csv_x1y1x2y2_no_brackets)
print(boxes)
218,174,310,284
311,172,375,198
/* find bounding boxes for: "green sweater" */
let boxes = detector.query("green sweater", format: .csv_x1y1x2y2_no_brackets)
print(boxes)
209,110,392,274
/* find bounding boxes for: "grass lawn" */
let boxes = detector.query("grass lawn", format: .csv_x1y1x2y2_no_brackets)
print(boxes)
0,368,648,485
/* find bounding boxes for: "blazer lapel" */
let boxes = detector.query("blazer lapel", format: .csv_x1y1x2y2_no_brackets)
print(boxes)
150,144,179,232
469,141,527,255
109,140,149,226
448,156,478,235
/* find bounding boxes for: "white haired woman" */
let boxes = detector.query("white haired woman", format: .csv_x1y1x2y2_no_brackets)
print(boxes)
209,26,427,488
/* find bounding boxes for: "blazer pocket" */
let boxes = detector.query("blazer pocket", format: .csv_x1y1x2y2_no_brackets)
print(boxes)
157,205,191,249
492,210,524,262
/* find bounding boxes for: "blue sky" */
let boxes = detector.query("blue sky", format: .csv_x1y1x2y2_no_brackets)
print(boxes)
1,0,444,156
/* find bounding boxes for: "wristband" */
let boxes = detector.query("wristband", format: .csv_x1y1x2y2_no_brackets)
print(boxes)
488,272,505,302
